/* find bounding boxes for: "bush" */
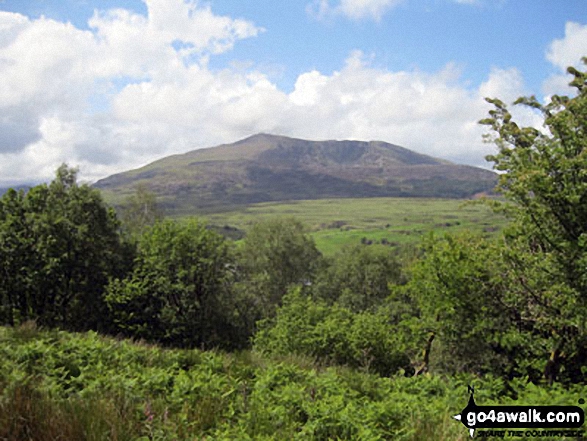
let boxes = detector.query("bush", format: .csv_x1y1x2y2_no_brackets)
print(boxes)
254,288,411,377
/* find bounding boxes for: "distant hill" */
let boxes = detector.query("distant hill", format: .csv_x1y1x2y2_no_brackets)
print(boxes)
0,185,31,196
94,134,497,215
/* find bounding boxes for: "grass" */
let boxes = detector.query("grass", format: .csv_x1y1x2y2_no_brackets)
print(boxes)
196,197,508,255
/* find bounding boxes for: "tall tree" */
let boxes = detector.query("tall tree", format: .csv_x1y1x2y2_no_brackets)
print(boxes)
119,183,163,240
0,189,34,326
403,232,526,377
0,165,132,330
236,217,321,318
311,244,405,312
480,59,587,383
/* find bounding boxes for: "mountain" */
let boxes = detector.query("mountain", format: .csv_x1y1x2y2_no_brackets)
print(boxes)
0,184,32,196
94,134,497,215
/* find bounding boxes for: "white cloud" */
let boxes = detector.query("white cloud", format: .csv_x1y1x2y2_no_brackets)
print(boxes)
307,0,403,21
546,22,587,71
0,1,263,184
543,22,587,97
0,2,547,187
290,71,330,106
478,67,525,103
284,53,505,167
143,0,261,55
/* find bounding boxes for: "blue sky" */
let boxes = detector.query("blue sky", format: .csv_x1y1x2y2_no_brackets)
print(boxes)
0,0,585,185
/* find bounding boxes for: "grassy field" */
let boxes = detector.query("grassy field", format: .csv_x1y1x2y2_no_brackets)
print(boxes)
196,197,508,254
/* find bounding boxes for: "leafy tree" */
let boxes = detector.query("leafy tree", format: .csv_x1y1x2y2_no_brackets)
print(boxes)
0,189,34,326
480,59,587,383
106,219,244,349
0,165,132,330
236,217,321,318
119,183,163,240
403,233,533,378
311,244,405,311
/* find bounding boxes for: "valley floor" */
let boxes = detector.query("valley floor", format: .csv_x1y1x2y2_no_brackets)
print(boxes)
199,197,508,254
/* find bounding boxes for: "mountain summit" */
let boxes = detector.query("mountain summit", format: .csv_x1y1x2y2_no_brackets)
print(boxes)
94,134,497,214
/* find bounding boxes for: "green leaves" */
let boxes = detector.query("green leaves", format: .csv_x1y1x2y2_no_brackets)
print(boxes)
119,183,163,241
106,219,243,349
403,232,521,376
4,325,585,440
0,164,132,331
236,217,322,318
311,244,405,312
254,288,411,377
480,60,587,383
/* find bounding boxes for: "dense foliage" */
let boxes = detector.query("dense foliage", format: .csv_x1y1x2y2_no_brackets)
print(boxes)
402,233,538,380
254,288,412,377
310,244,405,311
235,217,322,319
479,60,587,383
0,165,132,331
119,183,164,240
105,219,244,349
2,324,585,441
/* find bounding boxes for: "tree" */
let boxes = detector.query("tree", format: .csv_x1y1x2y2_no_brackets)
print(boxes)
311,244,405,311
106,219,243,349
119,183,163,240
402,233,531,378
236,217,322,318
480,59,587,383
0,189,34,326
0,164,132,330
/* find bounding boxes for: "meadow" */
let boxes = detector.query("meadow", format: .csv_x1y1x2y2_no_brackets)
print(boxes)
199,197,508,254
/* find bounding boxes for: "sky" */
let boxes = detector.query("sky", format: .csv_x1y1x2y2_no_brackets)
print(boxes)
0,0,585,186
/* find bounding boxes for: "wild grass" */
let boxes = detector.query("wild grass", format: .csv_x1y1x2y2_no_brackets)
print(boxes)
1,323,583,440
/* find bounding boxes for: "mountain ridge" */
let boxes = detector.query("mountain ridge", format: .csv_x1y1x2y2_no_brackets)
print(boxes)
94,133,497,215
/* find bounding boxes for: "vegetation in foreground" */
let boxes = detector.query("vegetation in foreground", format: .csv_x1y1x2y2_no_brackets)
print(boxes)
1,61,587,439
1,323,585,441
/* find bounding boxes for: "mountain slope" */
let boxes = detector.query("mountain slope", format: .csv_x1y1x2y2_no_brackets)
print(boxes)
94,134,497,214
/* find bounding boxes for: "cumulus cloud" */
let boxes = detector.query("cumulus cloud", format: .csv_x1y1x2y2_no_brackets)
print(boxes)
478,67,526,103
546,22,587,71
0,1,263,184
0,1,542,186
307,0,403,21
285,53,510,167
543,22,587,97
